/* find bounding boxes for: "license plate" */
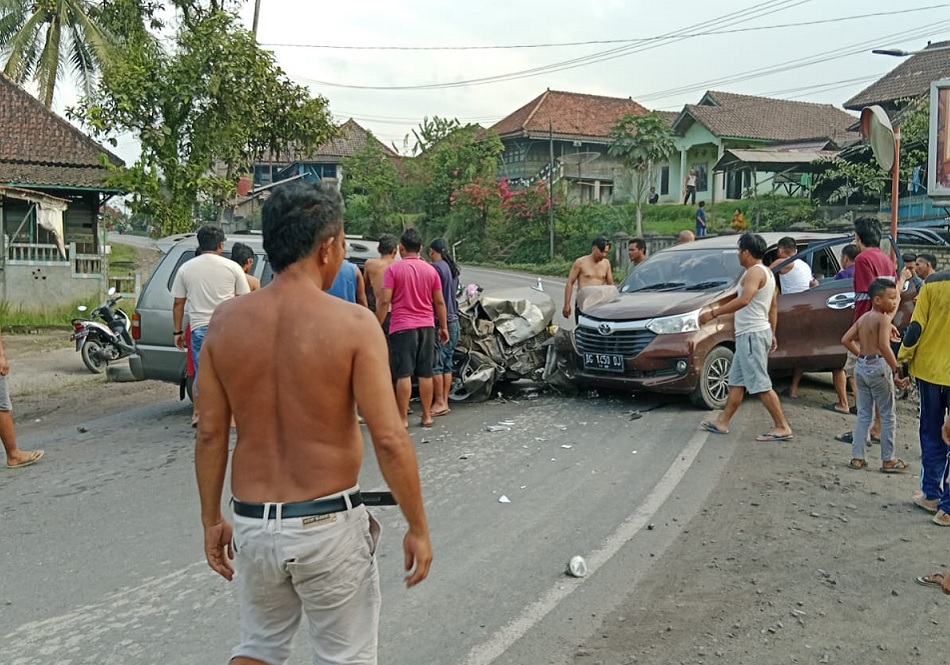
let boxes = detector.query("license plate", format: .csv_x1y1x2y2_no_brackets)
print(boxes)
70,331,88,341
583,353,624,372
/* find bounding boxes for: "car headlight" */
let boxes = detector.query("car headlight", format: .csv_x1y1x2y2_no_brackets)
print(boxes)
646,309,701,335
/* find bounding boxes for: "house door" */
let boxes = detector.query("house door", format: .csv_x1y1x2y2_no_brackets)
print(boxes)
726,171,742,199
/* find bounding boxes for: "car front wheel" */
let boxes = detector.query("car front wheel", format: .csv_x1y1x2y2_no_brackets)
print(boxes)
690,346,733,410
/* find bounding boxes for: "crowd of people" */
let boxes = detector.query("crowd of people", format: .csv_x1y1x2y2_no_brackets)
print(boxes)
688,216,950,594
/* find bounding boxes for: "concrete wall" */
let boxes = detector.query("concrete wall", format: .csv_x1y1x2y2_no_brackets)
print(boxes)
902,244,950,271
2,262,105,310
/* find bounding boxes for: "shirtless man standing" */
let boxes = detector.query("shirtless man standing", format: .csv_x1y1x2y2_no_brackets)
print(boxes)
195,182,431,665
563,236,613,319
364,233,398,328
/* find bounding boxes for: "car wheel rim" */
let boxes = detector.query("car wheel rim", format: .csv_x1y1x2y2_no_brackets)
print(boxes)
707,357,731,402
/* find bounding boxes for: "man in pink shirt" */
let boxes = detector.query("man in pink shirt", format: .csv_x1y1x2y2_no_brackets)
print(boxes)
377,229,449,427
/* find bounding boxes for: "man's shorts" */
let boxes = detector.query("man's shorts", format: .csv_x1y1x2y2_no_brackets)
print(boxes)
844,350,857,378
389,326,435,380
729,329,773,395
0,375,12,411
230,492,381,665
433,320,460,375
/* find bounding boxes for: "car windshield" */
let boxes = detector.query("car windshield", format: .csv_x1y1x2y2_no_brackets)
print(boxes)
621,248,744,293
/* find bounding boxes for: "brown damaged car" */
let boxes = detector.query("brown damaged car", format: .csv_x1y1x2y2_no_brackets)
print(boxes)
549,232,917,409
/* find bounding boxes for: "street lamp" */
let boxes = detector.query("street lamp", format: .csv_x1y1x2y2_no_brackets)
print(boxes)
872,45,950,57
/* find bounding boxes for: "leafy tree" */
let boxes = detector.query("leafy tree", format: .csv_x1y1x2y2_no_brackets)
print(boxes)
812,97,929,205
73,2,334,234
607,112,676,237
0,0,115,107
403,118,503,236
340,134,399,236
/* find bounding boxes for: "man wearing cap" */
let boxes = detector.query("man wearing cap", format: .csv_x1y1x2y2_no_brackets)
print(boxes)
563,236,614,319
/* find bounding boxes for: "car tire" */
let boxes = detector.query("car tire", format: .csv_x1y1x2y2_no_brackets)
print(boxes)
185,374,194,403
690,346,733,410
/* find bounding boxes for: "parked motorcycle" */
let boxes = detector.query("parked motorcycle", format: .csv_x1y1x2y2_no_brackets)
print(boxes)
449,285,557,402
70,287,136,374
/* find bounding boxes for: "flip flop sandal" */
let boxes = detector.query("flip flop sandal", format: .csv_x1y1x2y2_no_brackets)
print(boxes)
881,459,908,473
756,432,793,442
822,404,851,414
848,458,867,469
915,574,944,588
5,450,44,469
701,420,728,435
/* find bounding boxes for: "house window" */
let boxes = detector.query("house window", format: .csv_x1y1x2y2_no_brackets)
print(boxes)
692,163,708,192
660,166,670,195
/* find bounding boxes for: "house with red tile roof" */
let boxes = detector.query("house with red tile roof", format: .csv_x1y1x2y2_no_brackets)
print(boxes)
661,91,858,204
0,73,126,308
491,89,650,204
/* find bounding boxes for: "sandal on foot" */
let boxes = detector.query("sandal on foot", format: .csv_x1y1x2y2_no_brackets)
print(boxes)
881,459,908,473
701,420,728,435
848,458,867,470
916,573,945,588
5,449,44,469
756,432,793,442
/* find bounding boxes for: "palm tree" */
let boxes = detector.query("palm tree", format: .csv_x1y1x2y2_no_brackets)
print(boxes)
0,0,114,107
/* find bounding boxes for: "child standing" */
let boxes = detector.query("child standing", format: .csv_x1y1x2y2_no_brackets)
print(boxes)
695,200,707,237
841,277,909,472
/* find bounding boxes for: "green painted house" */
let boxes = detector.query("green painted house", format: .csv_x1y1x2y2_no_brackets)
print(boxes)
656,91,859,204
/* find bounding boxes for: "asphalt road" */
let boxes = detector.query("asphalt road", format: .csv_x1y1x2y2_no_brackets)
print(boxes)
0,266,729,665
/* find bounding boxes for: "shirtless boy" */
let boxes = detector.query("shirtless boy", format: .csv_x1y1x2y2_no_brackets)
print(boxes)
563,236,613,319
195,182,431,664
841,277,908,473
364,233,398,328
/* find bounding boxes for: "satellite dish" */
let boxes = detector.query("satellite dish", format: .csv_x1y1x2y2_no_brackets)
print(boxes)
860,105,895,172
559,151,601,166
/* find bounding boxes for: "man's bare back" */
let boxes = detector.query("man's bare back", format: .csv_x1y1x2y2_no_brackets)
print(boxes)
364,255,395,316
202,273,404,503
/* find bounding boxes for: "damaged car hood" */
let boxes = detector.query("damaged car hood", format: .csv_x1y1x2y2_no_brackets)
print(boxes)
577,288,733,321
476,287,555,345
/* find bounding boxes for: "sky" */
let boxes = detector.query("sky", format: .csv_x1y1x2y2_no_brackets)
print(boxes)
92,0,950,161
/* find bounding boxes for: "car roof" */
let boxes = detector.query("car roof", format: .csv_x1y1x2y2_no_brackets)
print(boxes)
665,231,851,251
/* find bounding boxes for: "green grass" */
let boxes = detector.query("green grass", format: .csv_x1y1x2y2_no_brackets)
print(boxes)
0,297,102,330
108,243,138,277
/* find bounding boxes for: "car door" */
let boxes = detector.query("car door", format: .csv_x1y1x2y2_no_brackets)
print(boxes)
770,240,853,372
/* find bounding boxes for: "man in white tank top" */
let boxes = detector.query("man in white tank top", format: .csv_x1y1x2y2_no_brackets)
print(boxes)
697,233,794,441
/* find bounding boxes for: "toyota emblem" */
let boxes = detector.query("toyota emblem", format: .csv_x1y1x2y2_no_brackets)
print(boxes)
597,322,613,335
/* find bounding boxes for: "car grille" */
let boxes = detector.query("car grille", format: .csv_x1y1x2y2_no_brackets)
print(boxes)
575,326,656,357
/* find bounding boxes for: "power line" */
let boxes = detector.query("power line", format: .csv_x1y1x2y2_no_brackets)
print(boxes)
291,0,810,91
263,5,950,52
633,20,950,103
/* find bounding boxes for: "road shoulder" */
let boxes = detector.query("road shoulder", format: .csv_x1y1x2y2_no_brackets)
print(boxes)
575,392,948,664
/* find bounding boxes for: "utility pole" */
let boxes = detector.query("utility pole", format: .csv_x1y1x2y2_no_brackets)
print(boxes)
548,122,555,261
252,0,262,38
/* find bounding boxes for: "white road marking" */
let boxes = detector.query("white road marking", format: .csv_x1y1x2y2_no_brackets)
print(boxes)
459,429,710,665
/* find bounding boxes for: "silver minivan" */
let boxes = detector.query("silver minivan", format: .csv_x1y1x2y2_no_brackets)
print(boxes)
129,233,378,398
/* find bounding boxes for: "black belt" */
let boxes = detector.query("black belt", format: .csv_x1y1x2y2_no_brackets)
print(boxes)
232,490,363,519
858,354,882,359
